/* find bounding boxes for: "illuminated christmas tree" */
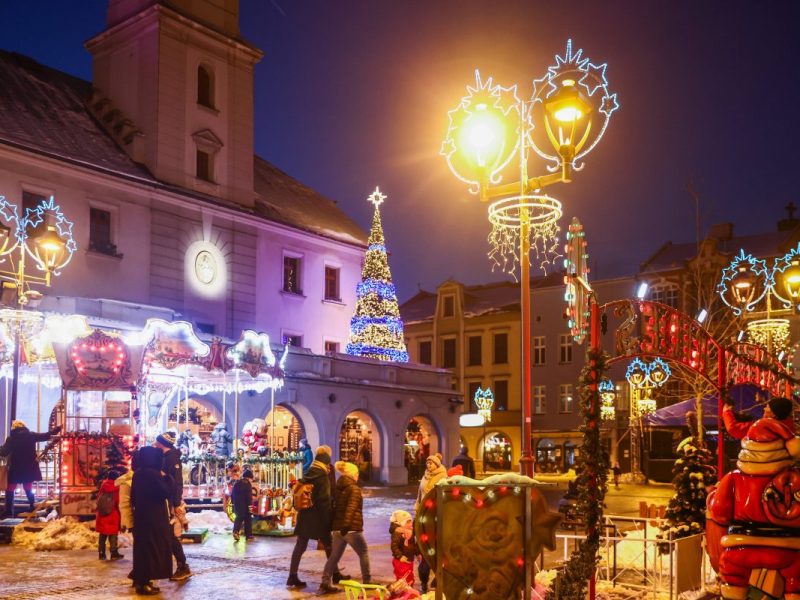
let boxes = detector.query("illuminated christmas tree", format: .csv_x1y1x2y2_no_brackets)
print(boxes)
346,187,409,362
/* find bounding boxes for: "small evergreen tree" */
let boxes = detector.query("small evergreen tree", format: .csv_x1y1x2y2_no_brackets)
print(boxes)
346,187,409,362
658,411,716,544
96,436,128,483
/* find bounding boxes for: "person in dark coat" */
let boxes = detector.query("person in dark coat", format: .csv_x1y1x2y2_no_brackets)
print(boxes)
154,431,191,581
131,446,173,595
287,445,347,588
319,461,371,594
299,438,314,474
0,420,60,516
452,446,476,479
231,468,254,541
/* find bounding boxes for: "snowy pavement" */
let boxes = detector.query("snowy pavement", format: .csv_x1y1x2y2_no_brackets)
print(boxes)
0,482,672,599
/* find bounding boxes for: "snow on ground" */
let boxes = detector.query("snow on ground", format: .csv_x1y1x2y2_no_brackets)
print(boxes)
12,517,131,551
187,509,233,534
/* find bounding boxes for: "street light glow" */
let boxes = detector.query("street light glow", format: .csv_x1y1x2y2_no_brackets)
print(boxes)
696,308,708,323
636,282,648,299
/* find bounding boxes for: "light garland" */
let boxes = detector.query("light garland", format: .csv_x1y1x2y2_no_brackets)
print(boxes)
747,318,790,357
346,188,409,363
563,217,590,343
718,245,800,315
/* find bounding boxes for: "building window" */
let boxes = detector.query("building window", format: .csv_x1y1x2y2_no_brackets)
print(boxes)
324,266,340,301
418,340,432,365
283,333,302,347
324,340,339,354
533,336,546,366
467,381,482,410
559,384,574,413
196,149,212,182
651,284,680,309
283,255,302,294
441,295,455,318
559,334,573,364
442,338,456,369
533,385,546,414
197,65,214,109
493,332,508,364
88,207,118,256
467,335,482,366
493,379,508,411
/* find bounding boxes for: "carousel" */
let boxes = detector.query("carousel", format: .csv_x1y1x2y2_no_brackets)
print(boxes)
2,315,301,534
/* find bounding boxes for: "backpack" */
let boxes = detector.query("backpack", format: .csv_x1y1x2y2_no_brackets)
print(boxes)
293,482,314,511
97,491,115,516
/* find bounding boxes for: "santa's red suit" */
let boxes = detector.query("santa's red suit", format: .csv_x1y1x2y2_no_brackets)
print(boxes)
708,417,800,600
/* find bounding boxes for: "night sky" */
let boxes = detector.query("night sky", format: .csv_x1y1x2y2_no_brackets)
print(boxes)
1,1,799,302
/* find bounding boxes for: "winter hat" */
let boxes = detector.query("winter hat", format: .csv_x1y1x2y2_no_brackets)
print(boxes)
11,420,26,430
391,510,412,526
335,460,359,480
315,445,332,464
738,418,800,475
768,397,793,421
242,469,254,479
156,431,176,448
426,453,442,468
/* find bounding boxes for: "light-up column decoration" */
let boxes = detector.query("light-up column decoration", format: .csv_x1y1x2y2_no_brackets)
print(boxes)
441,40,618,476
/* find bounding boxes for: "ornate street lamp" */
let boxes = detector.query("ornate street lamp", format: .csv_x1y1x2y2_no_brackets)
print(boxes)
442,40,618,476
718,246,800,359
0,195,76,427
625,358,671,482
599,378,616,421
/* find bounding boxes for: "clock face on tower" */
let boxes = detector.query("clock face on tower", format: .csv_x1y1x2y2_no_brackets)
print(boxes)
194,250,217,285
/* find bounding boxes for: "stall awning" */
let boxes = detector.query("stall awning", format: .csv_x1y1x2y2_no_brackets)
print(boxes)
644,384,764,427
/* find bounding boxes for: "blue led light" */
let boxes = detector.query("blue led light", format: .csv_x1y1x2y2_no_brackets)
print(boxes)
356,280,397,298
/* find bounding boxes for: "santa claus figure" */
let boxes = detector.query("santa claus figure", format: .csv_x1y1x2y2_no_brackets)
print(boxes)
708,397,800,600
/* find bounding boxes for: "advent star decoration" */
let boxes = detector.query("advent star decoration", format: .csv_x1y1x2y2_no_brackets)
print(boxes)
346,188,409,362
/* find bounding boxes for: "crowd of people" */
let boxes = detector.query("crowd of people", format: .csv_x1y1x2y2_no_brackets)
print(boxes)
1,421,479,597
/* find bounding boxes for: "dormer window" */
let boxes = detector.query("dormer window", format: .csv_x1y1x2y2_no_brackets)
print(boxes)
197,64,215,109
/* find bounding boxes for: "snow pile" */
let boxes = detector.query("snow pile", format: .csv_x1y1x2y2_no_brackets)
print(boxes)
187,509,232,534
13,517,98,551
440,472,539,487
596,581,647,599
532,469,577,483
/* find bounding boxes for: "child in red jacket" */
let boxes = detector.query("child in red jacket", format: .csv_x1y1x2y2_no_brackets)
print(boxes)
96,470,123,561
390,510,416,586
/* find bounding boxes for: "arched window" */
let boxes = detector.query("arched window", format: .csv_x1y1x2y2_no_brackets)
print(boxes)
197,64,214,109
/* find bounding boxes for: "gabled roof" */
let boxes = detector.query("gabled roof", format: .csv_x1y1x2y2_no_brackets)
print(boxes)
400,272,564,324
0,49,367,247
640,226,800,274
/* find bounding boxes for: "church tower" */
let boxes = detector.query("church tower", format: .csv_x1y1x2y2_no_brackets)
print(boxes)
86,0,262,208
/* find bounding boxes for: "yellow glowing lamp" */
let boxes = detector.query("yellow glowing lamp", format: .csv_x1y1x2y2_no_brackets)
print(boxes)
730,266,757,306
782,259,800,300
459,104,507,169
545,81,593,124
31,225,67,273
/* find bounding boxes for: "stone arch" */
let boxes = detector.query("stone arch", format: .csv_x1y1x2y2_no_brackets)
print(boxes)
478,430,513,472
404,414,442,484
264,402,316,451
338,408,385,483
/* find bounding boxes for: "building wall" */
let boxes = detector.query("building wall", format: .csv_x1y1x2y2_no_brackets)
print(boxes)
0,146,362,352
404,275,636,472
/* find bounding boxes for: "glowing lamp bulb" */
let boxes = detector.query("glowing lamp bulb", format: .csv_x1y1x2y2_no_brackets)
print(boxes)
553,106,583,123
783,260,800,299
459,105,506,169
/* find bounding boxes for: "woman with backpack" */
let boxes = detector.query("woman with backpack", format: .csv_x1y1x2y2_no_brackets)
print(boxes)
287,445,348,589
96,469,123,561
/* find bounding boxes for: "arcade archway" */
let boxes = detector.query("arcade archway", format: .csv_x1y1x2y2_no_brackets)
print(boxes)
167,396,221,454
404,415,440,484
339,410,381,482
479,431,512,471
264,404,305,451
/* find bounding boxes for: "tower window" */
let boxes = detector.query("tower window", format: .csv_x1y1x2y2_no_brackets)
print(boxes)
197,65,214,109
196,150,212,182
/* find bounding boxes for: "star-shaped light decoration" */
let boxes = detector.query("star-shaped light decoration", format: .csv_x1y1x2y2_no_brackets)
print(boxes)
580,62,608,97
367,186,386,207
